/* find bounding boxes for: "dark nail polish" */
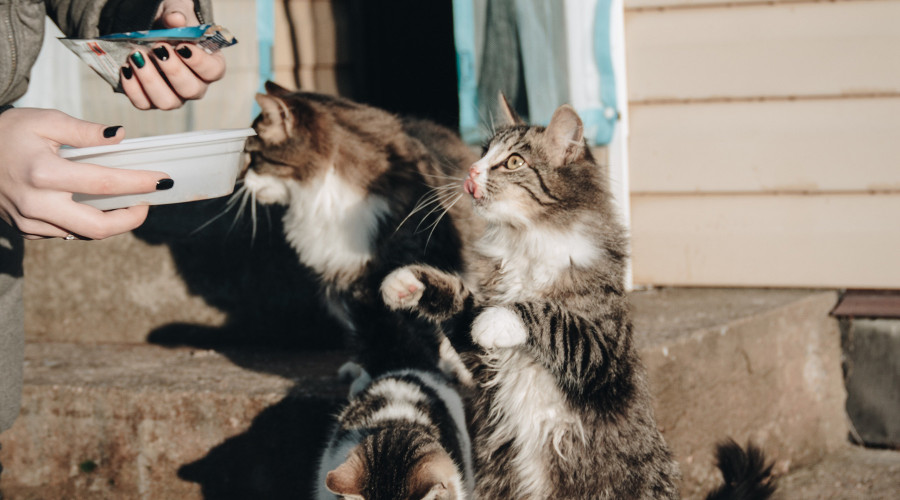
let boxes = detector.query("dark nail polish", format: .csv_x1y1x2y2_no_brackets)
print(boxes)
130,52,146,68
156,178,174,190
121,66,133,79
176,46,192,59
103,126,122,139
152,46,169,61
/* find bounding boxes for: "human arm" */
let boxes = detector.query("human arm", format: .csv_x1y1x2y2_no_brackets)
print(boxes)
0,107,170,239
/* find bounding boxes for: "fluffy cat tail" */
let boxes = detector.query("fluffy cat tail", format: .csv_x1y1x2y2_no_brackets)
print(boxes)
705,439,776,500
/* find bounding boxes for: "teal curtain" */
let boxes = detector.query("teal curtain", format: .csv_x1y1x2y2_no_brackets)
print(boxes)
453,0,618,145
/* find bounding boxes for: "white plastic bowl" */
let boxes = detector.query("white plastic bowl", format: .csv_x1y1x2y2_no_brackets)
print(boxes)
59,128,256,210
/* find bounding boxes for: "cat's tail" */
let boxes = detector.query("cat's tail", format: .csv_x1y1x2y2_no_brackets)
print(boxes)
704,439,776,500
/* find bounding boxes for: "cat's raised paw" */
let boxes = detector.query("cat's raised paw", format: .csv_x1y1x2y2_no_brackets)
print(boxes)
381,267,425,309
472,307,527,349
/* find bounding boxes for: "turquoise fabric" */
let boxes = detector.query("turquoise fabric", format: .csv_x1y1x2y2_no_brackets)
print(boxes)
452,0,619,145
453,0,481,144
591,0,618,145
254,0,275,117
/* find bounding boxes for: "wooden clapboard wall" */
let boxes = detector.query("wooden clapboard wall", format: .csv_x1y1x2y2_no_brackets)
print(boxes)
624,0,900,289
272,0,356,96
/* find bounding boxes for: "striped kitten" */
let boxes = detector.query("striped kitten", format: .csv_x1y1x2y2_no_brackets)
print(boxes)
316,369,474,500
381,100,682,498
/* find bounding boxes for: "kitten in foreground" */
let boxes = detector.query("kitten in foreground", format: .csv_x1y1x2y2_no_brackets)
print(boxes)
382,98,775,499
316,369,474,500
241,82,480,383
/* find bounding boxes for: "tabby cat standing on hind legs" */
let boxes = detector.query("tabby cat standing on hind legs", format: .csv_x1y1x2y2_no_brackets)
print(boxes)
240,81,481,382
381,98,681,499
382,98,777,499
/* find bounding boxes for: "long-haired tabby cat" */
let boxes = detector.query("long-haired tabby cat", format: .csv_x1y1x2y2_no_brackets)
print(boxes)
241,81,480,383
381,99,775,499
316,368,474,499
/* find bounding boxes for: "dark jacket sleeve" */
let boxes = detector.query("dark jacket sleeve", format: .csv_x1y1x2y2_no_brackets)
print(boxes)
98,0,211,36
47,0,213,38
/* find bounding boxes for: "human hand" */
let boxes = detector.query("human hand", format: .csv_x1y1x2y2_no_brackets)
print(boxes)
0,108,171,240
119,0,227,110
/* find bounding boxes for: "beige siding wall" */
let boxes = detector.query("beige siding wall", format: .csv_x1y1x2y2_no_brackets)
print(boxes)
625,0,900,288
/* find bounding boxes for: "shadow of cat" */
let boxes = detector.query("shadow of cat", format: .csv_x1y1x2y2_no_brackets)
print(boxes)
133,202,354,496
176,387,342,498
133,196,345,354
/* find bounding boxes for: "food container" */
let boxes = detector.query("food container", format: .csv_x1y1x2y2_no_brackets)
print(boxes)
59,128,255,210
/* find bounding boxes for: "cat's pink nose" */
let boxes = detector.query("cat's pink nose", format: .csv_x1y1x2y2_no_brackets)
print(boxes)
464,164,482,198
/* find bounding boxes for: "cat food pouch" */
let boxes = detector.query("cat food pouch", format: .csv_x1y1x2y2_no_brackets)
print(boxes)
59,24,238,92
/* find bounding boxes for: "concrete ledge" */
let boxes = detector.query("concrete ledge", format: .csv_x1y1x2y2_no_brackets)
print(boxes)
1,343,348,499
1,289,848,498
774,444,900,499
633,288,847,498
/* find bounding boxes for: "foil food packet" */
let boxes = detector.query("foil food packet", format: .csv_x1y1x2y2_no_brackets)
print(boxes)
59,24,238,92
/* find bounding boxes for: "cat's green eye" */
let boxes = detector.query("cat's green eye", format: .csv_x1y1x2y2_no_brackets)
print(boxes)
506,154,526,170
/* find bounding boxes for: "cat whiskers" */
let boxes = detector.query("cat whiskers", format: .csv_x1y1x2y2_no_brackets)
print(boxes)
395,182,465,250
190,182,265,243
191,182,250,235
396,183,460,232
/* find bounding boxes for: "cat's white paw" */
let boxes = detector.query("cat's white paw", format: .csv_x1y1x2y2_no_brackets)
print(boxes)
381,267,425,309
472,307,527,349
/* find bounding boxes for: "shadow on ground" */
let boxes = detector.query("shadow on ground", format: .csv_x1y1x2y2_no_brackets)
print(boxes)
133,196,344,353
133,197,349,497
176,390,342,499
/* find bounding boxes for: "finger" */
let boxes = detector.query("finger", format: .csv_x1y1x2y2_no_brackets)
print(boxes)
128,50,185,110
38,155,170,196
150,44,206,100
162,11,189,28
120,64,152,110
30,109,126,149
50,202,150,241
10,215,69,239
174,45,226,82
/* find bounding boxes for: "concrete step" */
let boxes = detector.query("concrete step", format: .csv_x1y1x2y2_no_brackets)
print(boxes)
774,444,900,499
0,288,849,499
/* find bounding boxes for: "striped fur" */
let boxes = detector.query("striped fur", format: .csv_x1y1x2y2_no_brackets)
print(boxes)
382,104,681,498
315,370,474,500
243,82,482,379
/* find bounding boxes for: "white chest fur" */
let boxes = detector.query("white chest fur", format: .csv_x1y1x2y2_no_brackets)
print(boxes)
485,350,584,498
280,168,390,284
477,225,600,303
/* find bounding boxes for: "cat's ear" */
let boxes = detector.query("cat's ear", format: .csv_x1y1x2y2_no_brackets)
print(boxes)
496,91,524,128
544,104,585,164
325,450,366,499
264,80,293,96
254,93,294,144
409,452,457,499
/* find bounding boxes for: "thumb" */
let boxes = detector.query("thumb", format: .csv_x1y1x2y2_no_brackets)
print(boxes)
34,109,124,149
162,11,189,28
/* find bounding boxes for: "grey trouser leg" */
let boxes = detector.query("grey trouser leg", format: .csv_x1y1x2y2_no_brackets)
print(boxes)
0,222,24,434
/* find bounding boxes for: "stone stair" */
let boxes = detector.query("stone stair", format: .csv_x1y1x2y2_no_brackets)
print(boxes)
5,280,894,498
2,208,897,498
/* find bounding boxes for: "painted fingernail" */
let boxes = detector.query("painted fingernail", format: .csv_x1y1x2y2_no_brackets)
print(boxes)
176,46,192,59
103,126,122,138
121,66,133,79
152,45,169,61
156,179,174,190
130,52,146,68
